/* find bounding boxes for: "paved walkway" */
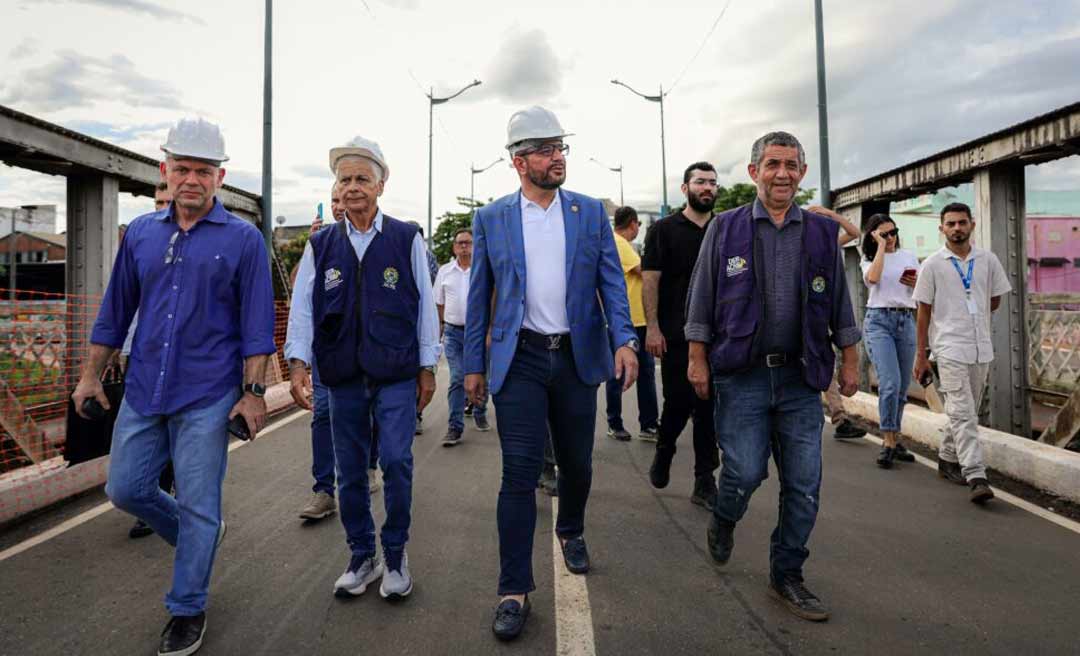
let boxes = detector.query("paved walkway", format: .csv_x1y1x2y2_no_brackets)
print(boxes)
2,368,1079,655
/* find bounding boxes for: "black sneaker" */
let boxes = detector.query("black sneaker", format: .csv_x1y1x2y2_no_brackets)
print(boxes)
876,446,895,469
969,478,995,505
492,596,531,641
893,442,915,462
832,420,866,439
474,415,491,432
768,578,829,621
706,515,735,564
649,448,674,489
606,427,631,442
560,535,590,574
442,429,462,447
937,458,966,485
691,475,716,509
639,426,660,442
158,613,206,656
129,518,154,539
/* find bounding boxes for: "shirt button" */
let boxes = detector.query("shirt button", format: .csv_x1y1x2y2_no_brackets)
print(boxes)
177,257,182,263
167,314,173,319
164,342,169,347
173,285,178,290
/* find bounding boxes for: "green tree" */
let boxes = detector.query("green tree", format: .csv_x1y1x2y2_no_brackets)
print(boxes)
432,197,484,264
276,231,309,285
713,183,816,212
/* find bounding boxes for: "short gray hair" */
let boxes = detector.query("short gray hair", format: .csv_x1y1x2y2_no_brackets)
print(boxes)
508,138,544,157
750,131,805,168
335,154,385,181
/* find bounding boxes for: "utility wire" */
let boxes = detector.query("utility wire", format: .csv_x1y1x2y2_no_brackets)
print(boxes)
667,0,735,94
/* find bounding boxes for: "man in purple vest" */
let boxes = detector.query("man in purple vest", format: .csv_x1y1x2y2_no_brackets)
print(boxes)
286,137,440,603
685,131,860,622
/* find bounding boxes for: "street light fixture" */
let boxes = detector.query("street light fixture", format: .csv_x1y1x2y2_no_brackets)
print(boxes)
611,78,668,214
589,157,624,207
470,157,504,208
427,79,482,245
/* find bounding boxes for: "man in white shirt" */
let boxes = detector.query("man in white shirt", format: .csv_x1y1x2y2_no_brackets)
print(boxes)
913,202,1011,505
434,227,490,445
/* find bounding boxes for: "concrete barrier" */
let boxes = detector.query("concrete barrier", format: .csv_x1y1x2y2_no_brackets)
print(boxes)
844,391,1080,505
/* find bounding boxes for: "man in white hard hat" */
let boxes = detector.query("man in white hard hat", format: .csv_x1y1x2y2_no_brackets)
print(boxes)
465,106,639,641
285,137,440,603
73,117,276,656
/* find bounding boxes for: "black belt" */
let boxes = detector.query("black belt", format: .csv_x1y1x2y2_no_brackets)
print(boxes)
520,328,571,351
867,307,913,314
761,352,795,368
444,322,464,329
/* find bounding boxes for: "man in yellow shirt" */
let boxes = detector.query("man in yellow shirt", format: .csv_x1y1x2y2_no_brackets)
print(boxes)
606,206,659,441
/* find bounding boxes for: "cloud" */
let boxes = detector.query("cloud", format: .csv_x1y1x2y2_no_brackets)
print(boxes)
483,30,563,103
23,0,205,24
292,164,330,179
9,38,37,60
0,50,185,113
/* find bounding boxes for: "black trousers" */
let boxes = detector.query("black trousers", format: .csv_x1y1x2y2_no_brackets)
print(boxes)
658,341,720,478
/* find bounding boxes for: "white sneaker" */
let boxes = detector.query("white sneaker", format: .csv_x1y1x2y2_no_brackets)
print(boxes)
334,554,383,598
379,551,413,600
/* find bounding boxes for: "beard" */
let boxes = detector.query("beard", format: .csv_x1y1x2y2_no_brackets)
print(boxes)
527,165,565,190
948,231,970,243
686,190,714,213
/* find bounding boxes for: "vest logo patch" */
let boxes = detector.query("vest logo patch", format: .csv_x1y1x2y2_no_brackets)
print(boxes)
383,266,400,290
324,268,343,291
726,256,748,277
811,276,826,294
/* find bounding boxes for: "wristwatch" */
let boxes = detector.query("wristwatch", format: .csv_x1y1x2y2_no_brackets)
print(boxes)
243,382,266,398
623,338,640,353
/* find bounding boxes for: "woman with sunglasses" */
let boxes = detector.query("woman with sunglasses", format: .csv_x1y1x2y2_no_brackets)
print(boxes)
861,214,920,468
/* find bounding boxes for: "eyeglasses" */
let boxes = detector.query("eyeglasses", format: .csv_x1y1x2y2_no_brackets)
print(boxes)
163,230,180,265
454,240,473,246
881,229,899,238
521,143,570,158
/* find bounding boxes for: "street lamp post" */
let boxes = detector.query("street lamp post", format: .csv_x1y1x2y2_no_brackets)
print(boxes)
470,157,504,208
427,80,481,246
611,79,668,214
814,0,832,209
589,157,624,206
261,0,274,255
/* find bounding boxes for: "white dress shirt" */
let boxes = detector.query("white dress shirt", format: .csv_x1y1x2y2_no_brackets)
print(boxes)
284,209,441,368
912,245,1012,364
434,259,471,326
520,192,569,334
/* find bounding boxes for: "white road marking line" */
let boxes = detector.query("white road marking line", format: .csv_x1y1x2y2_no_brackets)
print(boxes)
0,409,310,563
827,418,1080,537
552,497,597,656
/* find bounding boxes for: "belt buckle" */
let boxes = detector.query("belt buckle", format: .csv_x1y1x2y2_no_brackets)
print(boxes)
765,353,785,368
546,335,562,350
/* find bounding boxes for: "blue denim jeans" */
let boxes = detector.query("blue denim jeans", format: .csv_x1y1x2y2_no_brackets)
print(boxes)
311,377,336,496
443,324,487,432
493,339,598,595
604,325,659,432
106,388,240,616
712,364,824,584
328,376,415,569
863,308,916,433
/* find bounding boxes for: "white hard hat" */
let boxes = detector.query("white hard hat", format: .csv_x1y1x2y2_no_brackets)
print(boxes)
505,106,573,152
329,136,389,181
160,117,229,163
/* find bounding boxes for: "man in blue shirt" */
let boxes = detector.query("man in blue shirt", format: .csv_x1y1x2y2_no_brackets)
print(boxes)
73,117,276,656
285,137,440,604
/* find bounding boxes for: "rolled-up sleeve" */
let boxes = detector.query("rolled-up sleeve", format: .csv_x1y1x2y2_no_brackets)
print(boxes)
412,234,442,367
830,247,861,348
683,219,721,343
284,243,316,366
238,230,277,357
91,222,141,348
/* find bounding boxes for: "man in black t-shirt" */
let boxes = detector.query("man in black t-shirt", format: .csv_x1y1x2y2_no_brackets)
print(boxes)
642,162,721,508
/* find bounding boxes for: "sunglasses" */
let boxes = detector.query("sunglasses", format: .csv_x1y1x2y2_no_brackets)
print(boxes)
880,229,899,238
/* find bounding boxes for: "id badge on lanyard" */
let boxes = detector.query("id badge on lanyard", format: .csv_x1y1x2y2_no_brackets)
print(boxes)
950,257,978,315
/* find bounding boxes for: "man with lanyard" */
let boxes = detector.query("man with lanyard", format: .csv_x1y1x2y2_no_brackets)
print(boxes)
435,227,491,446
465,106,638,641
685,131,860,622
642,162,721,508
286,137,440,602
913,202,1010,504
73,118,276,656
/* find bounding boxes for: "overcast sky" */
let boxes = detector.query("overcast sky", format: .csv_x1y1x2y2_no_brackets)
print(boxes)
2,0,1079,229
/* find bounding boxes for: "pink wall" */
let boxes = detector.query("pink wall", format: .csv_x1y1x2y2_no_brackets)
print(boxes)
1027,217,1080,293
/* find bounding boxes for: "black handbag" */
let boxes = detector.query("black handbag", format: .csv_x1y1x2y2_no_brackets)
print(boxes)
63,363,125,466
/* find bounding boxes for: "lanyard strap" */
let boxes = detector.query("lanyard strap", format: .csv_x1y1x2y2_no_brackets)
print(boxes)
949,257,974,292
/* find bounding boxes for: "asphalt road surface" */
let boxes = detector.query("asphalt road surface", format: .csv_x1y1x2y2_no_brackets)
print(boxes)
2,365,1079,655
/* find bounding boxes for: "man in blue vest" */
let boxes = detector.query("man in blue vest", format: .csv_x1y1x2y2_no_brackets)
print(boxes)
286,137,440,602
464,106,639,641
684,131,860,622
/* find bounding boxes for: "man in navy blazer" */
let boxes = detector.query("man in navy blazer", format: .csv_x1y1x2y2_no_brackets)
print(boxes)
465,106,639,641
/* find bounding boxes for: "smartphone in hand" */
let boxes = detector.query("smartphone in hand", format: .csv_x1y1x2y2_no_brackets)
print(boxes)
228,414,251,440
919,369,934,387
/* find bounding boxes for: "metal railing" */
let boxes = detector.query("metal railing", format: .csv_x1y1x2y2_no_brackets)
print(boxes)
1028,294,1080,396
